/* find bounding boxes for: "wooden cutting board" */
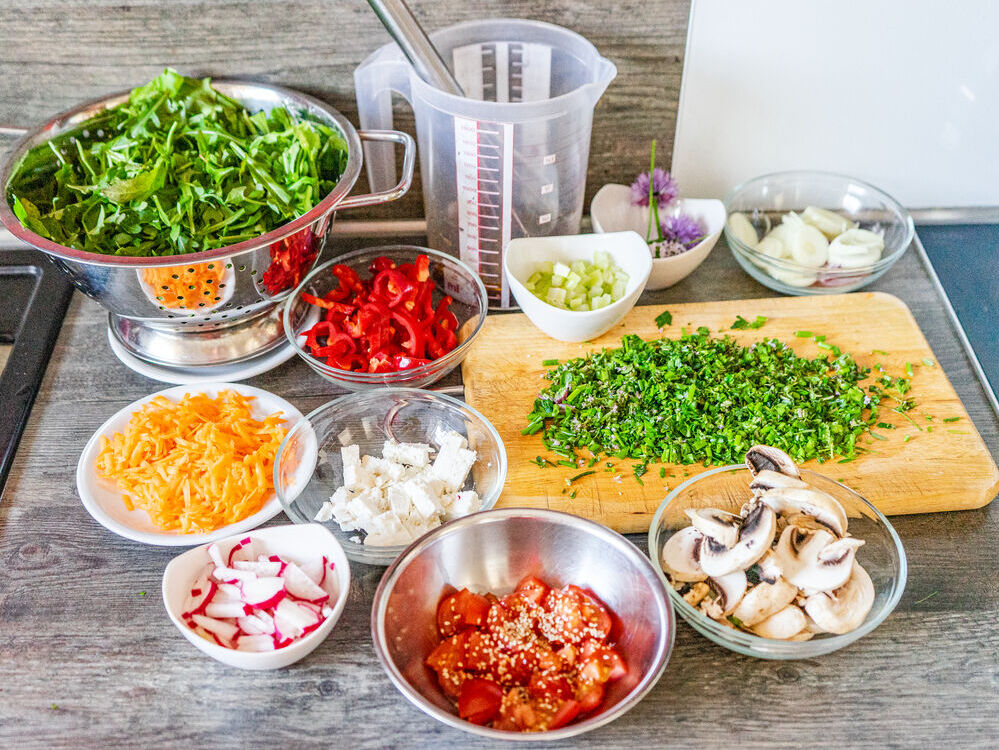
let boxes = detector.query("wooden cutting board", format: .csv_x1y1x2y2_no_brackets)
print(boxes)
461,292,999,533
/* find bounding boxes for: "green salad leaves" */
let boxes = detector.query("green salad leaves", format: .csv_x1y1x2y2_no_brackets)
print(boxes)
6,69,348,256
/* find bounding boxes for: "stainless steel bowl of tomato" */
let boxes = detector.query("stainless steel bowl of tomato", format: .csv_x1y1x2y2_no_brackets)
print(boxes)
370,508,675,740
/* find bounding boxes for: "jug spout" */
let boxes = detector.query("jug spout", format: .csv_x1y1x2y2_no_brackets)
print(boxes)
587,57,618,104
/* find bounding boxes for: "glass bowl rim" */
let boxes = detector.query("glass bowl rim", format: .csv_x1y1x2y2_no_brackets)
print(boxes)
647,463,908,654
282,245,489,380
722,169,916,275
272,386,508,561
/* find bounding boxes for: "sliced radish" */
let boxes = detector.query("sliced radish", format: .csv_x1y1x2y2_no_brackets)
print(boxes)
191,614,240,644
299,555,326,586
205,601,251,619
282,562,330,604
238,613,275,636
241,576,286,609
236,634,275,652
214,582,244,603
207,543,226,569
273,599,319,638
232,560,283,577
182,580,218,618
227,537,257,566
213,566,257,584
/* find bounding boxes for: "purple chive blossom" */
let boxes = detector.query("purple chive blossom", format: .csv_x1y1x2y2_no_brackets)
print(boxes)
661,213,705,248
630,167,679,208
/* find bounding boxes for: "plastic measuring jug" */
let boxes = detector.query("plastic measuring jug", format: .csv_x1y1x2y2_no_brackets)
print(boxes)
355,18,616,307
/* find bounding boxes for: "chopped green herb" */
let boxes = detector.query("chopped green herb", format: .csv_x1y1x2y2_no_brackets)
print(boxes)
587,456,599,467
567,470,596,483
727,615,744,628
903,435,912,442
913,591,938,605
659,467,666,478
869,431,888,441
927,426,934,432
942,416,961,423
947,429,969,435
542,358,560,367
525,330,912,466
922,358,935,367
569,490,577,499
731,314,767,330
531,456,549,468
654,310,673,328
139,591,146,597
837,457,855,463
816,341,833,350
794,330,813,338
905,362,914,377
557,459,577,468
872,349,888,355
876,422,895,430
813,335,826,343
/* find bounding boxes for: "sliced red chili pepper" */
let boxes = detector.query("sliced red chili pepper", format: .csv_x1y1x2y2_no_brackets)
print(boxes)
302,292,355,315
367,350,394,373
433,296,458,331
392,355,431,370
327,352,365,371
372,269,416,308
311,331,355,359
331,264,364,294
413,254,430,283
369,256,396,274
390,310,427,358
435,325,458,353
303,321,337,353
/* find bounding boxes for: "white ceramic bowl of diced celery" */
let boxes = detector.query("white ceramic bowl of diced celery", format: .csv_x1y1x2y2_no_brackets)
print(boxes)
504,231,652,342
272,388,507,566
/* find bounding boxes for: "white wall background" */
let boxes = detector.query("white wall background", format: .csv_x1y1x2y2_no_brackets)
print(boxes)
672,0,999,208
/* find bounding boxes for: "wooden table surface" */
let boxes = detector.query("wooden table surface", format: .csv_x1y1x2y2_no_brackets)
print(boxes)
2,229,997,749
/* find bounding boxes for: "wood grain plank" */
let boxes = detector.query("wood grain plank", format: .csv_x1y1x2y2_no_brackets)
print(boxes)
462,293,999,531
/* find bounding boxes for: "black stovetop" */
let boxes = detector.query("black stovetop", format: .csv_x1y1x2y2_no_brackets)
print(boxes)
0,245,73,494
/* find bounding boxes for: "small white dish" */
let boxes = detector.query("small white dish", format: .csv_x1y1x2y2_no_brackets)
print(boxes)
590,184,726,290
503,231,652,342
77,382,305,546
162,523,350,670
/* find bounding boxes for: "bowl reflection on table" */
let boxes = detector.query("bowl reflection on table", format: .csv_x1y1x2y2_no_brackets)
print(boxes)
371,508,674,741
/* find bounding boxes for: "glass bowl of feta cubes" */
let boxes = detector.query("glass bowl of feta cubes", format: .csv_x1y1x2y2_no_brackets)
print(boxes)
723,171,914,295
273,387,507,566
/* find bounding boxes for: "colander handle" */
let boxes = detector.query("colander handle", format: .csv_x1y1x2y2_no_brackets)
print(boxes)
336,129,416,210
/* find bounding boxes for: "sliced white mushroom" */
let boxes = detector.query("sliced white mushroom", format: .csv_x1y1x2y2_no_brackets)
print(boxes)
749,469,808,496
703,569,748,619
757,550,782,584
787,629,815,642
804,562,875,634
745,445,800,478
682,581,711,607
801,205,856,239
828,227,885,268
751,604,808,639
661,526,708,582
770,525,865,594
685,508,742,548
730,577,798,627
758,486,848,537
699,502,777,577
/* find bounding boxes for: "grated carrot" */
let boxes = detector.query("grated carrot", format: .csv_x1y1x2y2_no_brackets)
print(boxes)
95,390,288,533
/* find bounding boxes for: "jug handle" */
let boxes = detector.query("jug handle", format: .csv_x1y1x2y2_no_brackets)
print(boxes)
354,56,414,192
336,130,416,210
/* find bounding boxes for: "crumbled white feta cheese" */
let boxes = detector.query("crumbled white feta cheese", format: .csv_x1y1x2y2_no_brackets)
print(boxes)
313,428,482,546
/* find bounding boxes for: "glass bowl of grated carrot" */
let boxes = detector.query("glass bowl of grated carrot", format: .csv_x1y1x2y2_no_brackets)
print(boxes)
77,383,305,546
273,387,507,566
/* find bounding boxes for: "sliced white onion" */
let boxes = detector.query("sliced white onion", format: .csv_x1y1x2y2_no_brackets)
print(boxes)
801,206,856,239
727,212,759,248
828,228,885,268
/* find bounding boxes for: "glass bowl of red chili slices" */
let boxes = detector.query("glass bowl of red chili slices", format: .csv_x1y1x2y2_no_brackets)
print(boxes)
283,246,488,390
371,508,674,739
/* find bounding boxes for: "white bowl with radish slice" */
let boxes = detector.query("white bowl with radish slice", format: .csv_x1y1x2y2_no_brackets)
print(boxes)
162,524,350,669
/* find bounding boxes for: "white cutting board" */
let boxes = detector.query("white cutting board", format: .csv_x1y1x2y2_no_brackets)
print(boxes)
672,0,999,208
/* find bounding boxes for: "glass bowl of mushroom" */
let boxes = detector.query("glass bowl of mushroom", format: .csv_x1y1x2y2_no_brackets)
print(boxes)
647,445,907,659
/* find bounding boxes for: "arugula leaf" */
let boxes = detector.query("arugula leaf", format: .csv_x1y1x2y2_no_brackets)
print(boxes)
5,69,348,257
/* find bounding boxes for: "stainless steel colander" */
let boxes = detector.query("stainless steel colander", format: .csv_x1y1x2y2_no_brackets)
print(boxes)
0,80,415,367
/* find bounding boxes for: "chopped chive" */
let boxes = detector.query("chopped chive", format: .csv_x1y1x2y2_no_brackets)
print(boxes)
922,358,935,367
659,467,666,478
557,459,577,468
567,470,596,483
837,457,855,463
816,341,833,350
927,426,934,432
795,330,813,337
903,435,912,442
942,417,960,423
569,490,577,499
905,362,914,377
587,456,599,467
869,431,888,441
947,429,969,435
542,358,559,366
872,349,888,355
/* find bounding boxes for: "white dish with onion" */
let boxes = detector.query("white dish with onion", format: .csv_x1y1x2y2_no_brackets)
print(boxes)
162,524,350,669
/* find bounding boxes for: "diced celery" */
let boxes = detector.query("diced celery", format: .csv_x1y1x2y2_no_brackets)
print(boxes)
526,251,629,310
